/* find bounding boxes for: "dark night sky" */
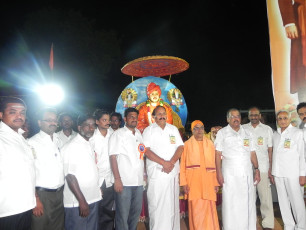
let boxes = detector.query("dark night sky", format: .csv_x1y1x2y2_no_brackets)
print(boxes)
0,1,275,130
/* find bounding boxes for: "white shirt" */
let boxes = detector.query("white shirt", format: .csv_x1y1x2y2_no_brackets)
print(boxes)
215,125,256,176
108,126,144,186
90,128,113,187
242,122,273,172
62,134,101,207
28,131,64,189
272,124,305,177
0,122,36,217
57,129,77,148
142,123,184,179
109,127,117,133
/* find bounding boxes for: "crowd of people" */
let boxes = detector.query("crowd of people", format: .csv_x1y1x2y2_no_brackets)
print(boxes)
0,96,305,230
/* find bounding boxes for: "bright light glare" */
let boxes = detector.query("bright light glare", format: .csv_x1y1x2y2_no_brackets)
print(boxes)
36,84,65,106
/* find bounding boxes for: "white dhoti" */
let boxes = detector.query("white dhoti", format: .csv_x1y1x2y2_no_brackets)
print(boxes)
147,174,180,230
222,165,256,230
274,177,305,230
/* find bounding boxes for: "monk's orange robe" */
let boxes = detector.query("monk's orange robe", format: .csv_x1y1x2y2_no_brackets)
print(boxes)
137,102,173,133
180,135,220,230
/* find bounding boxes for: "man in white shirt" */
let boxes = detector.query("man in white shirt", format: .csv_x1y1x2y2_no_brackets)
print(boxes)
109,108,144,230
57,112,77,148
0,97,36,230
215,108,261,230
272,110,305,230
142,105,184,230
109,112,122,133
90,109,114,230
62,113,101,230
28,107,65,230
242,107,274,230
297,102,306,164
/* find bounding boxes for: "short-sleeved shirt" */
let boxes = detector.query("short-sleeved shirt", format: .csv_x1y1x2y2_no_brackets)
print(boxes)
28,131,64,189
108,126,144,186
242,122,273,172
90,128,113,187
0,122,36,217
62,134,101,207
142,123,184,179
272,124,305,178
214,125,256,176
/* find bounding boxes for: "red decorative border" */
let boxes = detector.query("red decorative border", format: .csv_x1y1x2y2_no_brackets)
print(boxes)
121,55,189,77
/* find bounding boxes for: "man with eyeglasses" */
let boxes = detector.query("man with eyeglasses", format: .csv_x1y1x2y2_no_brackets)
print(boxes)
28,107,65,230
242,107,274,230
215,108,260,230
180,120,220,230
271,110,305,230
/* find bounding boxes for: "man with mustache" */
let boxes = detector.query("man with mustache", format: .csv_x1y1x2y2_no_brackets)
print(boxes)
57,112,77,148
90,109,115,230
109,108,144,230
28,107,65,230
62,114,101,230
0,97,36,230
242,107,274,230
215,108,261,230
142,105,184,230
271,110,305,230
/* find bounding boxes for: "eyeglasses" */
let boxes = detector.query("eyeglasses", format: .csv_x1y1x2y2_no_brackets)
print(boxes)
42,119,58,123
230,115,241,119
277,117,289,121
249,114,260,117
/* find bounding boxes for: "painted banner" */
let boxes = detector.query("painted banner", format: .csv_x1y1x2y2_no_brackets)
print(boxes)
266,0,306,126
115,76,188,133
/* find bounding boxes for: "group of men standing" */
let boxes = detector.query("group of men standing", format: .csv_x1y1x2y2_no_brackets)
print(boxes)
0,95,305,230
0,97,123,230
213,105,305,230
0,97,184,230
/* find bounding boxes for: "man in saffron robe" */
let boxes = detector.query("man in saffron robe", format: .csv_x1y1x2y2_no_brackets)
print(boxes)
137,82,173,133
180,120,220,230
